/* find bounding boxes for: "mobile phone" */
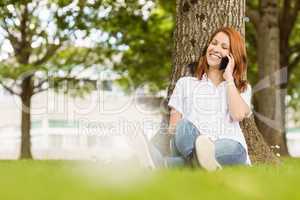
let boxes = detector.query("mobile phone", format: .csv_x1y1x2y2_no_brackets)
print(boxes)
219,56,229,70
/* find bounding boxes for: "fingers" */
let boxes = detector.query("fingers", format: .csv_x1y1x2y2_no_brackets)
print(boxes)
226,53,235,65
226,53,233,60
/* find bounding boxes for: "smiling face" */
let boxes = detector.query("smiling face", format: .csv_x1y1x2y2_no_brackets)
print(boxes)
205,32,230,69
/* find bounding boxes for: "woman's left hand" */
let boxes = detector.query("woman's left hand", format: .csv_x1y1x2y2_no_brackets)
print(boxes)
223,54,235,81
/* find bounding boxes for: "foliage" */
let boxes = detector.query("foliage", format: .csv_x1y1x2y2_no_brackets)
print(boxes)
101,0,175,94
0,0,116,96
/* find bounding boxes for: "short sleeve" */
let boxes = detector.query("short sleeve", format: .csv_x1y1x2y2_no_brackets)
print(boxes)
168,77,185,114
240,84,252,117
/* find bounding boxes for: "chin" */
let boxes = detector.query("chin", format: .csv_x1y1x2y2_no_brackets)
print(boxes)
207,61,220,69
209,65,220,70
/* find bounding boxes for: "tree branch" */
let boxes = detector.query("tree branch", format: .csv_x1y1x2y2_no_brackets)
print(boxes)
53,77,95,83
1,19,21,55
32,76,95,95
33,78,48,90
18,3,31,64
33,44,61,65
0,80,20,96
33,87,49,95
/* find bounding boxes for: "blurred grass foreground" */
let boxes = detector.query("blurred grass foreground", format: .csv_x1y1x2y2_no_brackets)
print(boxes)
0,158,299,200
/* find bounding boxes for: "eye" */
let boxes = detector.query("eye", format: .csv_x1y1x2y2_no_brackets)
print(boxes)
211,40,218,45
222,44,229,50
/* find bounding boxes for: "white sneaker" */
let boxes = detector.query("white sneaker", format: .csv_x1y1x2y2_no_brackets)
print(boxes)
194,135,222,171
126,132,157,169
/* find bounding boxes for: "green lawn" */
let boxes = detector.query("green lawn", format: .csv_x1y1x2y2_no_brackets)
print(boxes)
0,158,299,200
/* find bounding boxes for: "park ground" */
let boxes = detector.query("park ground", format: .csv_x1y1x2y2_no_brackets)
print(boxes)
0,158,299,200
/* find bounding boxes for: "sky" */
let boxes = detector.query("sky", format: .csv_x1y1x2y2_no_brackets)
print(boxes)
0,0,155,61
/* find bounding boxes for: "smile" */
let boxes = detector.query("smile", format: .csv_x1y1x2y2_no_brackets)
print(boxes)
209,53,222,59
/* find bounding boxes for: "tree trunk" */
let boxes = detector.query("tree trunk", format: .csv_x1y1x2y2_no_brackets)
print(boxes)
253,0,288,156
20,77,33,159
153,0,279,165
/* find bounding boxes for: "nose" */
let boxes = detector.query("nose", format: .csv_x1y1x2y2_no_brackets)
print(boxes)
211,45,222,53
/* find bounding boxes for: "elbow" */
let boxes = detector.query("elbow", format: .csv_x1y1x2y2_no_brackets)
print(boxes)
230,106,251,122
231,114,244,122
230,111,248,122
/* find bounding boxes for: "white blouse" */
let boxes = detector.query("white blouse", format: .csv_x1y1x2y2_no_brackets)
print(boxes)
168,74,252,165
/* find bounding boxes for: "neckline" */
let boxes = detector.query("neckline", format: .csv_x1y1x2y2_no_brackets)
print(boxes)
203,73,226,88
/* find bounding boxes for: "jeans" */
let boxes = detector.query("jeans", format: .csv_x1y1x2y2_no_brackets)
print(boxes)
150,118,247,168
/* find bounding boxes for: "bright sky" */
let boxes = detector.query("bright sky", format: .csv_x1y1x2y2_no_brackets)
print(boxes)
0,0,155,61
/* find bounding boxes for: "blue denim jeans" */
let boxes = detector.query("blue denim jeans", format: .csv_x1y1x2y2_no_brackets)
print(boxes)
150,118,247,168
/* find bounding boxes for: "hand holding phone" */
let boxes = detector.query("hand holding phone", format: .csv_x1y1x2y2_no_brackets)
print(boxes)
219,56,229,70
222,54,235,81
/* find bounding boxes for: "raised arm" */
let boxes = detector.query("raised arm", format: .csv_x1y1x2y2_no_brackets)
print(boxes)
223,54,251,122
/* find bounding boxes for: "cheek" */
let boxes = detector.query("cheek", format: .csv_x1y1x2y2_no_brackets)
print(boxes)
205,51,209,59
222,50,230,57
206,45,213,52
205,46,213,57
205,52,212,63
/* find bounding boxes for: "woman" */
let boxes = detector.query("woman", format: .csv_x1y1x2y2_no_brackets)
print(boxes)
129,27,252,171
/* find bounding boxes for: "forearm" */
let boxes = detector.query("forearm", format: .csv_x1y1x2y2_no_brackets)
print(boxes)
226,82,250,121
168,108,182,134
167,126,176,135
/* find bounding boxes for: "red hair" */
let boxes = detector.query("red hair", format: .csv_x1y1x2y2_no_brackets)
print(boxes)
195,27,248,92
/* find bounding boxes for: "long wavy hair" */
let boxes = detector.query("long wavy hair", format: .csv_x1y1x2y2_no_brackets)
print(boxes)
194,27,248,92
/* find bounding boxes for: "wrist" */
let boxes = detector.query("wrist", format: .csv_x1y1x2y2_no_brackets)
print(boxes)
167,127,176,135
225,75,234,81
226,79,235,87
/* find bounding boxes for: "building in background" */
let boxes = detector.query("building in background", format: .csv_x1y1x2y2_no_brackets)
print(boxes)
0,67,299,159
0,68,164,160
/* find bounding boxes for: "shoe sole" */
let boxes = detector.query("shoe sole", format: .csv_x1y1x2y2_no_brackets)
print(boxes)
195,135,222,171
126,132,156,169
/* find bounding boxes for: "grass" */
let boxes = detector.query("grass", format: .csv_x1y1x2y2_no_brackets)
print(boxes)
0,158,299,200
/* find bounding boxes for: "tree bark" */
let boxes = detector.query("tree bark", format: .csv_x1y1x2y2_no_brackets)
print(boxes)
279,0,300,79
153,0,279,165
252,0,288,156
20,76,33,159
